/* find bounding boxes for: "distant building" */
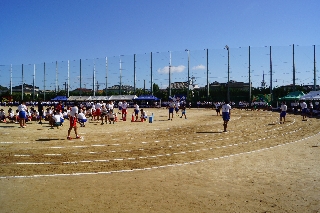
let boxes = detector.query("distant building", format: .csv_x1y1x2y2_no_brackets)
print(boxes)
280,84,319,91
12,83,40,95
207,80,251,91
106,85,135,94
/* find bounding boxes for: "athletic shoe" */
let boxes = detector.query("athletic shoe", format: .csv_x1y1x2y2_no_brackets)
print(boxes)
76,135,81,139
67,136,72,140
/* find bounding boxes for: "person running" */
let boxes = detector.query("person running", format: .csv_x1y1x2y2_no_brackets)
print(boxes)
180,105,187,119
221,101,231,132
67,104,80,140
18,101,28,128
280,101,287,124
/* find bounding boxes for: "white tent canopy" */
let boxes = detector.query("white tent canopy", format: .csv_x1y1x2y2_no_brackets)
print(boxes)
299,91,320,100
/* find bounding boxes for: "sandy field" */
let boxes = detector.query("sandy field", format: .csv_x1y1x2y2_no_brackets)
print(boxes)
0,106,319,213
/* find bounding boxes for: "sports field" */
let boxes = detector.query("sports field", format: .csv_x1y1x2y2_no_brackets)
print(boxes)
0,107,319,212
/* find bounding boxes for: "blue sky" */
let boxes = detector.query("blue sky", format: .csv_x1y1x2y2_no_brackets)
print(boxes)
0,0,319,90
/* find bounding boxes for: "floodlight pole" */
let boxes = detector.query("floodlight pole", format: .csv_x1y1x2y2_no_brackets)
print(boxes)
314,45,316,90
249,46,251,103
169,51,172,98
151,52,153,95
270,46,273,102
225,45,230,102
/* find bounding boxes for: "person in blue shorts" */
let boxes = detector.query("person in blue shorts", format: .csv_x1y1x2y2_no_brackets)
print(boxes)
221,101,231,132
167,99,175,120
18,101,28,128
280,101,287,124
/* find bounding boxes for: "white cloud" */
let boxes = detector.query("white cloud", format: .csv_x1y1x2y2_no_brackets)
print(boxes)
192,64,206,70
157,65,186,74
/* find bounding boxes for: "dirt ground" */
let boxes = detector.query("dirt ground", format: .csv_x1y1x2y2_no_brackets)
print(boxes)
0,106,319,213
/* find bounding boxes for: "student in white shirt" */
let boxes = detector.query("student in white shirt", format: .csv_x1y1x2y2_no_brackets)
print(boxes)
221,101,231,132
280,101,287,124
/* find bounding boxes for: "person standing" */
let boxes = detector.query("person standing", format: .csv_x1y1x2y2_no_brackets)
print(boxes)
121,100,128,120
37,100,44,124
18,101,28,128
67,104,80,140
167,99,175,120
280,101,287,124
300,100,308,121
221,101,231,132
133,102,139,121
308,101,313,117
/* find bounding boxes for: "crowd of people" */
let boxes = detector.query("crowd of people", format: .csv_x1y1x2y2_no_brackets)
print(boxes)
0,98,318,137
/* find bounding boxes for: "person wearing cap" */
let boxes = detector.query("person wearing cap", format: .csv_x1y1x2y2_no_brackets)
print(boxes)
221,100,231,132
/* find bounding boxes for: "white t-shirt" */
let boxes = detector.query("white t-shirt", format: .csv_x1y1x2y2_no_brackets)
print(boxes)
70,106,78,117
122,102,128,109
53,114,61,122
300,102,307,109
221,104,231,113
77,112,86,119
280,104,287,111
18,104,27,112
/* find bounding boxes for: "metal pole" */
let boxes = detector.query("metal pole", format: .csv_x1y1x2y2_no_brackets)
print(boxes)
44,62,46,101
93,60,96,96
225,45,230,102
55,61,58,94
249,46,251,103
206,49,209,101
293,44,295,92
105,57,108,95
314,45,316,90
133,54,136,94
80,59,82,96
187,49,190,100
21,64,24,101
270,46,273,101
151,52,153,95
10,64,12,95
33,64,35,101
169,51,172,98
119,58,122,95
67,60,70,97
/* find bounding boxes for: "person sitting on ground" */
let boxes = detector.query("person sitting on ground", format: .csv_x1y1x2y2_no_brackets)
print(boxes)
140,109,147,121
7,108,15,122
108,109,116,124
77,109,87,127
0,109,6,122
52,110,63,129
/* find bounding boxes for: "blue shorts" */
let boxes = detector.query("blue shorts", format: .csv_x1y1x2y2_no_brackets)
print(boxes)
280,111,286,117
79,119,87,123
134,109,139,115
19,111,26,119
169,108,174,113
302,108,307,113
222,112,230,121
